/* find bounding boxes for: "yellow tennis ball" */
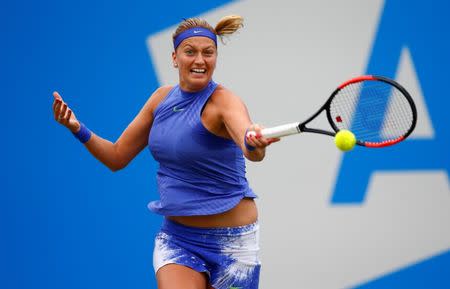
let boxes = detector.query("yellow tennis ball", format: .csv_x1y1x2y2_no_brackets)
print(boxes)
334,130,356,152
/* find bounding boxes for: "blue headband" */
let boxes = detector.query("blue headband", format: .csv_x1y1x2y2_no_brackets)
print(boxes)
173,27,217,50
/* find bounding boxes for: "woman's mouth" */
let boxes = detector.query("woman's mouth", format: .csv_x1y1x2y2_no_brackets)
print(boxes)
190,68,206,74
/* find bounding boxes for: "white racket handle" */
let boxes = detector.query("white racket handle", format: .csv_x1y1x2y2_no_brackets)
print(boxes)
247,122,301,138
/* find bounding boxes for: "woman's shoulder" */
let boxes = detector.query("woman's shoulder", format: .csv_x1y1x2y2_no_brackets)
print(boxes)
142,85,175,115
211,84,239,102
154,85,175,98
211,83,244,107
150,85,174,103
213,83,229,94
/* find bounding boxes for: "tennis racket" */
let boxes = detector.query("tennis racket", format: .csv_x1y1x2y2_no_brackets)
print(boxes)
252,75,417,148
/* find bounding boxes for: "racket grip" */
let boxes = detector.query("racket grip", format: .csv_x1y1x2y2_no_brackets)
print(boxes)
260,122,301,138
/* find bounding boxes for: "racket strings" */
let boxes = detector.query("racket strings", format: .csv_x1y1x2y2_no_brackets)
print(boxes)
337,85,411,140
329,81,414,143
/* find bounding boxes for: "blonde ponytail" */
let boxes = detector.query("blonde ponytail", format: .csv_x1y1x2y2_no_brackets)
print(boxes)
214,15,244,42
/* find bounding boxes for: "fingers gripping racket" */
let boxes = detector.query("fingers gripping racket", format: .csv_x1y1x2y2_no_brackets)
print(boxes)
255,75,417,148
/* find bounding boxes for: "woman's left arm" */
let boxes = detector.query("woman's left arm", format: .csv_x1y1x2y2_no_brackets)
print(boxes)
215,88,279,162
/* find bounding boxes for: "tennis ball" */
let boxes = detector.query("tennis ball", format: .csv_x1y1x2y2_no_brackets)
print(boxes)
334,130,356,152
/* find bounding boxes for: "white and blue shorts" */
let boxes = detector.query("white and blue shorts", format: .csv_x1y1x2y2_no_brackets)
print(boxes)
153,219,261,289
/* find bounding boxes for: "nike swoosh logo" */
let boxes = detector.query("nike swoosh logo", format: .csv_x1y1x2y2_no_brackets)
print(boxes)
193,30,202,34
173,106,185,112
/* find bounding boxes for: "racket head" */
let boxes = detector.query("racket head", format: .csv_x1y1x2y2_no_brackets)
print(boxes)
325,75,417,147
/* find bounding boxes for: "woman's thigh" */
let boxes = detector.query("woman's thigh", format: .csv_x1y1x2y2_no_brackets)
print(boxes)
156,264,212,289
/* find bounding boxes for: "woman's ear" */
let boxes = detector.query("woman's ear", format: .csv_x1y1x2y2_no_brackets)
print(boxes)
172,51,178,68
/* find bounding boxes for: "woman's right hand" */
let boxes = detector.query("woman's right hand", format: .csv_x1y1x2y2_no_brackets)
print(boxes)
52,91,80,133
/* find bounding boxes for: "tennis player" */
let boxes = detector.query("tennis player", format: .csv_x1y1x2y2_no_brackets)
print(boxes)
52,15,279,289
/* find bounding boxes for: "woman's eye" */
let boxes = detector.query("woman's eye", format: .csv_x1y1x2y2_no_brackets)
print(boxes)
185,50,194,55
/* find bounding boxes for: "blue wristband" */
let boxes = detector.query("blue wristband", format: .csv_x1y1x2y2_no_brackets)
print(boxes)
244,129,256,152
73,122,92,143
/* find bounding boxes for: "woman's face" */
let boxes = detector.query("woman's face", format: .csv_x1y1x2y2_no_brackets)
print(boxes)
172,36,217,92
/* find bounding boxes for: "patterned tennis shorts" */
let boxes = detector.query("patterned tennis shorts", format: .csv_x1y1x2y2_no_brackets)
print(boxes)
153,218,261,289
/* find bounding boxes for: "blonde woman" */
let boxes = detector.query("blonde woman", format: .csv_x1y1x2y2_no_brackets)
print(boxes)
52,15,279,289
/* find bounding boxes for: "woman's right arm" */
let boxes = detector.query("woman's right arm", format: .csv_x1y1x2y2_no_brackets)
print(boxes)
52,86,171,171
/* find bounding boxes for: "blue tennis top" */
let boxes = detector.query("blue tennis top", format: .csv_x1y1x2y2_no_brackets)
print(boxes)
147,80,257,216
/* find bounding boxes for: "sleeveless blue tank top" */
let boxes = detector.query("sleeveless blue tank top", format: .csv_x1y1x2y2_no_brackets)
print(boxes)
147,80,257,216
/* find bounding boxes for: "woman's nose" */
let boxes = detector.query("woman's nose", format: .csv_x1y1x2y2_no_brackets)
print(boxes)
194,53,204,64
